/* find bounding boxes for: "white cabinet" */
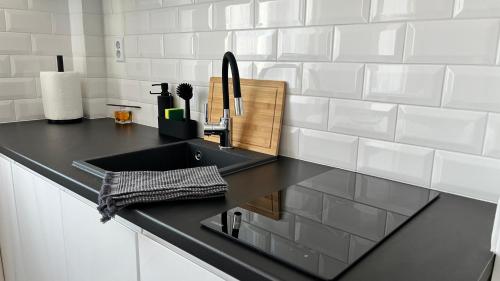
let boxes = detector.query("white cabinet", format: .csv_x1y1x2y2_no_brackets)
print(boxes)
11,164,68,281
0,154,233,281
138,232,230,281
0,156,25,281
61,191,138,281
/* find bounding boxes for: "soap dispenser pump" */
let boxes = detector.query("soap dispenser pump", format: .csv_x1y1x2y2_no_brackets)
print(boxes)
150,83,174,116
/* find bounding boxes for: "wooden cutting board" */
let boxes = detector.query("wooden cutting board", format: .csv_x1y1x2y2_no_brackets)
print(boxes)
204,77,286,156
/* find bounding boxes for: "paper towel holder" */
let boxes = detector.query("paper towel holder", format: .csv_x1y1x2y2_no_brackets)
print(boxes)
43,55,84,125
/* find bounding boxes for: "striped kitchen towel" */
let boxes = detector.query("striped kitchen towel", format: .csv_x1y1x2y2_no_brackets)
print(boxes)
97,165,228,222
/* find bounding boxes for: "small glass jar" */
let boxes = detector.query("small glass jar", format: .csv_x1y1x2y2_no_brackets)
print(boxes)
107,104,141,125
114,108,133,124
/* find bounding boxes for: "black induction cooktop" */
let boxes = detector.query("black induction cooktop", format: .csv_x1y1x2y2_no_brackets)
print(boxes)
201,168,439,280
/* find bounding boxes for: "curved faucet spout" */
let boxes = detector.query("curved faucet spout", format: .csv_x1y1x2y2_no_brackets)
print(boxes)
222,51,243,116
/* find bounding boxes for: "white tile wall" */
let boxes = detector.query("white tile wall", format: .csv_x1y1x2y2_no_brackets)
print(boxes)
357,138,434,187
306,0,369,25
277,27,333,62
370,0,454,22
432,150,500,202
255,0,304,28
302,63,364,99
213,0,253,30
333,23,406,63
299,128,358,171
328,99,397,141
484,114,500,159
3,0,498,202
404,19,500,64
442,66,500,113
363,64,445,106
396,106,487,154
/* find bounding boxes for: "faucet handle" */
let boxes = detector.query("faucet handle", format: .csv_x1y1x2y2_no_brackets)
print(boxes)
204,103,209,123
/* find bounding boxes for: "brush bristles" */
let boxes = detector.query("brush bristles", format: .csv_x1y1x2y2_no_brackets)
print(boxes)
176,83,193,96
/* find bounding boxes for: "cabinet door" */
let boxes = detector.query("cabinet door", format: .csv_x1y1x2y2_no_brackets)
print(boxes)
138,233,225,281
0,156,24,281
11,164,68,281
61,191,138,281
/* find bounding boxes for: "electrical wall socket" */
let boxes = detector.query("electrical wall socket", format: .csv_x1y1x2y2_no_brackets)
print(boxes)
114,37,125,62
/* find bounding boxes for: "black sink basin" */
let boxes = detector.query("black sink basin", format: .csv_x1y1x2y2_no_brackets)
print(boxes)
73,139,276,178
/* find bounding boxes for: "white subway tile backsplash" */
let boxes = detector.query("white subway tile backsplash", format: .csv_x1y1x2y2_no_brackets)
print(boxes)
277,27,333,62
328,99,398,141
279,125,299,157
82,14,104,36
124,36,139,57
14,98,44,121
454,0,500,18
0,10,5,31
149,8,177,33
0,33,31,55
442,66,500,113
32,34,72,56
306,0,369,25
84,36,105,57
396,106,487,154
284,95,329,130
0,78,36,100
29,0,68,13
404,19,500,64
164,33,196,59
10,55,56,77
213,60,252,79
0,0,27,9
253,62,301,94
196,31,232,60
432,150,500,202
104,14,124,35
138,35,164,58
126,58,151,80
163,0,192,7
233,29,277,61
135,0,162,10
0,55,10,77
0,100,15,123
363,64,445,107
82,78,107,98
5,10,51,33
179,60,212,86
302,63,364,99
357,138,434,187
256,0,305,28
178,3,212,32
484,113,500,159
125,11,149,35
52,13,71,35
299,129,358,171
83,98,107,119
333,23,406,63
370,0,454,22
151,59,179,82
85,57,106,78
213,0,254,30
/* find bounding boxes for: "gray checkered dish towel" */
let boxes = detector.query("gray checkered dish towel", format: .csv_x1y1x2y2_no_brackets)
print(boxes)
97,165,228,222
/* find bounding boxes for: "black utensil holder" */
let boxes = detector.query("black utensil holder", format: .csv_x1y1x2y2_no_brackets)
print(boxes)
158,118,198,140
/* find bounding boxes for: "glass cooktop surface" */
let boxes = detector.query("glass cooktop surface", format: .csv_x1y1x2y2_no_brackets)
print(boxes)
201,168,439,280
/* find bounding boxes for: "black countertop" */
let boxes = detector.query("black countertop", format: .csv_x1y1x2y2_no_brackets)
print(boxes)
0,119,495,281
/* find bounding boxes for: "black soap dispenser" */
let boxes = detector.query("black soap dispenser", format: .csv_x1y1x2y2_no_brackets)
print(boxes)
150,83,174,116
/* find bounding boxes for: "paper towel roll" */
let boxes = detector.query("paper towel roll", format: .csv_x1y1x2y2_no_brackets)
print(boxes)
40,71,83,121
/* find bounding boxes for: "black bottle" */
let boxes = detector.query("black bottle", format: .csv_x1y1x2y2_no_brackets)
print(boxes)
150,83,174,117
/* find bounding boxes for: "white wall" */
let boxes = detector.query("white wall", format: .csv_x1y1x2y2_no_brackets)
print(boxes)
0,0,73,122
101,0,500,203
